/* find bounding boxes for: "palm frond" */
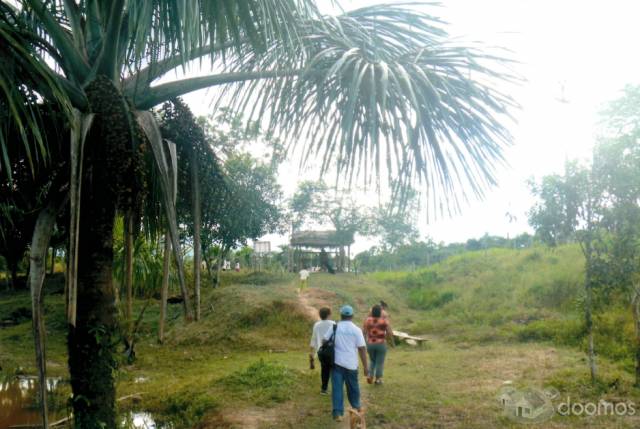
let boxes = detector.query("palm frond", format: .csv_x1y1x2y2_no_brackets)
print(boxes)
135,110,193,320
221,3,520,213
0,2,72,179
67,108,94,326
123,0,321,82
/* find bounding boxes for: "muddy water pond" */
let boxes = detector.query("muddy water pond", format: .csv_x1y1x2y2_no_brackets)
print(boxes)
0,376,66,428
0,376,165,428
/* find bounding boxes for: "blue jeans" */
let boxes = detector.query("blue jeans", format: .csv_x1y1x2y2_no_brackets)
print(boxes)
331,365,361,418
367,343,387,378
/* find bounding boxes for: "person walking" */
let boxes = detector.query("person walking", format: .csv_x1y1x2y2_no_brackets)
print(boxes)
309,307,335,394
298,267,310,293
363,304,395,385
323,305,368,422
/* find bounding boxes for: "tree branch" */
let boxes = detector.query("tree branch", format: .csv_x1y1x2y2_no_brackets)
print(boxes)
134,69,302,109
123,42,235,95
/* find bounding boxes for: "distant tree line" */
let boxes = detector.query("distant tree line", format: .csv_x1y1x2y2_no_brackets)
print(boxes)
355,232,535,272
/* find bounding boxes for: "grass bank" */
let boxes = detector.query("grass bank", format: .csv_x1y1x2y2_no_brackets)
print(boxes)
2,252,640,428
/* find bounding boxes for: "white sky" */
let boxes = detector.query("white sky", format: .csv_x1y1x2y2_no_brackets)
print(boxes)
182,0,640,253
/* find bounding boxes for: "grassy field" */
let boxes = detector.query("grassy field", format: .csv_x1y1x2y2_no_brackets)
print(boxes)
2,247,640,428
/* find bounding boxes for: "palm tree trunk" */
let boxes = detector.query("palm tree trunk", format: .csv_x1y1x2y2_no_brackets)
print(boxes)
29,198,64,429
191,148,201,321
68,76,130,428
124,210,134,336
159,232,171,344
68,176,117,428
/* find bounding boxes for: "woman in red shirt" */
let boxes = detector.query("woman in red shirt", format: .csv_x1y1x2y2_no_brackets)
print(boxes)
362,304,395,385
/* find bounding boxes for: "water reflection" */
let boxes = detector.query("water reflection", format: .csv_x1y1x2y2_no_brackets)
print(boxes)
122,412,172,429
0,375,65,428
1,375,167,429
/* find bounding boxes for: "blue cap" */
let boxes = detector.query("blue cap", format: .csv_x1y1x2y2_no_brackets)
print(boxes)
340,305,354,316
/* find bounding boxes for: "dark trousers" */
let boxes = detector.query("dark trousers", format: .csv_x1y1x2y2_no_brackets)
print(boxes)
321,360,332,391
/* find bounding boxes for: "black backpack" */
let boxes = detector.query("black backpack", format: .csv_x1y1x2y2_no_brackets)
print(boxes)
317,323,337,366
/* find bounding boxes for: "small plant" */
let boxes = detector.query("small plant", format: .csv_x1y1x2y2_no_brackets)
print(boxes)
219,360,296,405
408,289,456,310
160,391,218,428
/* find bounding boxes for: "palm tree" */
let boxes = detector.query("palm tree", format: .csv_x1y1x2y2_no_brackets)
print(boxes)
2,1,517,426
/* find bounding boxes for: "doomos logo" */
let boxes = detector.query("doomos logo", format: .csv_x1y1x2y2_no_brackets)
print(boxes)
497,385,556,424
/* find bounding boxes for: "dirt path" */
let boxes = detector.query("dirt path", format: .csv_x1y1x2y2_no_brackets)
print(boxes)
297,287,372,429
297,287,338,321
214,406,281,429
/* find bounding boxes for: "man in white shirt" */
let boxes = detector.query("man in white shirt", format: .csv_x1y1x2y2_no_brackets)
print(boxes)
323,305,369,422
309,307,335,394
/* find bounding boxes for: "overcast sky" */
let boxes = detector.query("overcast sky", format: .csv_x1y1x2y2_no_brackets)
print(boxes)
182,0,640,253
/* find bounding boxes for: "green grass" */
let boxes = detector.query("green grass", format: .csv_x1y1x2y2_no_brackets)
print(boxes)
370,246,637,368
3,248,640,428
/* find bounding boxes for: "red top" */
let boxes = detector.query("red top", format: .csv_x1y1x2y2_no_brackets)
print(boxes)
363,317,389,344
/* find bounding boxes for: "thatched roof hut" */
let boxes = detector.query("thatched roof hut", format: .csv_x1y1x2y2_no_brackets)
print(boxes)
290,230,354,248
288,230,355,272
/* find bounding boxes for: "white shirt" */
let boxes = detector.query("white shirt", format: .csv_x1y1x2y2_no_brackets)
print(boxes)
310,319,335,351
299,269,310,280
323,320,366,370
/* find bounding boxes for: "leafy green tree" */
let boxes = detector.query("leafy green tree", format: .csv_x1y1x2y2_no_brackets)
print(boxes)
374,208,419,251
592,87,640,386
207,153,283,281
194,110,285,283
599,85,640,136
528,161,605,384
372,187,421,251
527,162,587,247
2,1,517,425
290,180,328,231
291,181,371,236
465,238,482,251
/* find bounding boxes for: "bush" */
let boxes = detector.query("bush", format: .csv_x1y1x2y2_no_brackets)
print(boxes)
158,391,219,428
593,310,634,362
514,318,584,346
396,269,441,289
219,360,296,404
525,278,579,310
408,289,456,310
